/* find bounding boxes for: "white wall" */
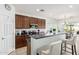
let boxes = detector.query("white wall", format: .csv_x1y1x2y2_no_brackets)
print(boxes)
16,11,47,20
46,19,56,29
45,17,79,33
45,18,65,34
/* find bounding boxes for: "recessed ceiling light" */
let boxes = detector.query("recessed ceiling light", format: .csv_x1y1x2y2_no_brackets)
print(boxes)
69,5,73,8
36,9,40,12
36,9,45,12
40,9,45,12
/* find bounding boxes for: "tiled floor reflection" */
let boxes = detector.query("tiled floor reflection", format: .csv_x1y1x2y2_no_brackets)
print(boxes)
9,46,79,55
9,47,27,55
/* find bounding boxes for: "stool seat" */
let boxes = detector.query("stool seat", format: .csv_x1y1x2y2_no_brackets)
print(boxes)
62,39,74,45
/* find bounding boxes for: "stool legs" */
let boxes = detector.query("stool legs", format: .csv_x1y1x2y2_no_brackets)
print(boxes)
72,45,74,55
74,44,77,55
60,43,63,55
65,42,66,52
61,43,77,55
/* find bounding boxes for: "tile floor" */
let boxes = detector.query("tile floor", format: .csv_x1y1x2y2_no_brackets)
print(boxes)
9,47,79,55
9,47,27,55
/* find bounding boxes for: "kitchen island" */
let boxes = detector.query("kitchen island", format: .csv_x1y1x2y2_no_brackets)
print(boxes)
30,32,66,55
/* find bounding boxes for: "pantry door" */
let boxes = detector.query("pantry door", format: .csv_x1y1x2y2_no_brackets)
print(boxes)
0,14,12,54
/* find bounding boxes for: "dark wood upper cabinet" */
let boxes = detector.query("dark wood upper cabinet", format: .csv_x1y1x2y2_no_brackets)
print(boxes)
29,17,38,24
15,15,25,29
37,19,42,28
15,15,30,29
41,19,46,28
15,14,46,29
21,16,26,28
24,16,30,28
37,19,45,29
15,15,21,28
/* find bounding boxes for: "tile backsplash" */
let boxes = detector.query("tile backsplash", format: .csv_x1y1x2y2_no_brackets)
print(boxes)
15,29,46,35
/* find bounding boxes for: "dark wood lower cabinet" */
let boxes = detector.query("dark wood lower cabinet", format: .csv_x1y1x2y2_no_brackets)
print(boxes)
16,35,26,49
15,35,30,49
15,35,31,55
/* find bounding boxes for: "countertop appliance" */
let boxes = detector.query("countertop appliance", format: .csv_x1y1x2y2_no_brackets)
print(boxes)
21,31,27,35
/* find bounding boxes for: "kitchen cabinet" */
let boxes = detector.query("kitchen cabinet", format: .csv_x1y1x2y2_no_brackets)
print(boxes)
29,17,38,24
15,15,25,29
37,19,42,28
41,19,45,28
21,16,25,28
37,19,45,29
15,15,20,28
16,15,30,29
15,14,46,29
24,16,30,28
15,35,31,55
16,35,26,49
15,35,30,49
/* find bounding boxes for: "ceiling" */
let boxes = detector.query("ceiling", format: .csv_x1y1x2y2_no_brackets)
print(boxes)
14,4,79,23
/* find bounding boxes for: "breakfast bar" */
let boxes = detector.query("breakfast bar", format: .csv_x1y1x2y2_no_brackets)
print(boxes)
30,32,66,55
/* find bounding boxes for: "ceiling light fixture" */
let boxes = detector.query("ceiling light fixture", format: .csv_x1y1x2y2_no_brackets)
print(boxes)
36,9,40,12
36,9,45,12
40,9,45,12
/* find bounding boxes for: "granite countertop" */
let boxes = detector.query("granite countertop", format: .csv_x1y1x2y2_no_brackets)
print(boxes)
15,31,67,39
30,32,67,39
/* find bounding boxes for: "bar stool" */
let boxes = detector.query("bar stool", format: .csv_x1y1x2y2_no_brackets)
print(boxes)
61,35,77,55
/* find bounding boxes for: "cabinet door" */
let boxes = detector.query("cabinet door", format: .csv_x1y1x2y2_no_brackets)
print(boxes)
21,16,25,28
15,15,20,28
34,18,38,24
41,19,45,29
37,19,42,28
15,15,22,28
29,17,38,24
24,16,30,28
15,15,25,29
29,17,34,24
37,19,46,29
16,36,27,49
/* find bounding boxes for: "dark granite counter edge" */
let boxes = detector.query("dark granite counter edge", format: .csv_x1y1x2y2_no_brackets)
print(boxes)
30,32,67,39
